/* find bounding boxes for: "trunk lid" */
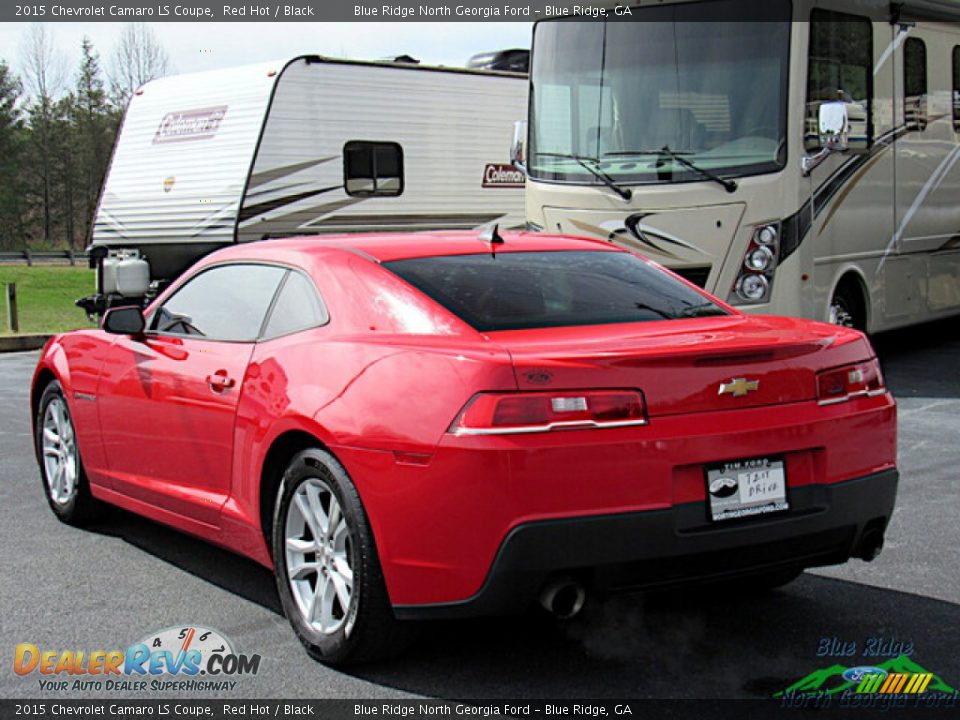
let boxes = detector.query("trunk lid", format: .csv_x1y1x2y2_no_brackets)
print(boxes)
490,315,867,417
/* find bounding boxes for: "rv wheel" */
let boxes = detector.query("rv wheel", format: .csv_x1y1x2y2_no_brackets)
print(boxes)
829,283,865,331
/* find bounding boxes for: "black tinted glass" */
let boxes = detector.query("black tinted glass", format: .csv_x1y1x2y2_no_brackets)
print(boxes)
904,38,927,98
806,9,873,147
344,141,404,197
386,251,727,332
155,264,285,341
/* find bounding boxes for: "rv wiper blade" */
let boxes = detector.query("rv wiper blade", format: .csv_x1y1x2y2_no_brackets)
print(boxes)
606,147,738,194
535,152,632,201
604,149,694,156
678,301,726,318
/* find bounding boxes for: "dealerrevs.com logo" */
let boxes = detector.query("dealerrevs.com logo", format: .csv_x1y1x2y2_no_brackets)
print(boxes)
14,625,261,693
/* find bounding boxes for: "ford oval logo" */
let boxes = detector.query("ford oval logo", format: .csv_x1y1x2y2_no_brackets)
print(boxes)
709,476,738,498
842,666,888,683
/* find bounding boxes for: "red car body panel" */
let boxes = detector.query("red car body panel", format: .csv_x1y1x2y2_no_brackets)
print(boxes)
31,232,898,609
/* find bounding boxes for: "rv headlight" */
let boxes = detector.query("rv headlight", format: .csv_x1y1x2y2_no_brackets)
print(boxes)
756,225,778,245
736,273,769,301
745,246,775,272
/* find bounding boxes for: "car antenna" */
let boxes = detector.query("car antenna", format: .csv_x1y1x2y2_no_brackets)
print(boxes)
478,223,505,245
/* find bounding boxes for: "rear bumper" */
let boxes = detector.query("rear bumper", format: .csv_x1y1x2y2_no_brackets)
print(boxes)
393,468,898,619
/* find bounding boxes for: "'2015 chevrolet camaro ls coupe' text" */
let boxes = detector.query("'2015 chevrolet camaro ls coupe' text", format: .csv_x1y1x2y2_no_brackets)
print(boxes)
31,231,897,665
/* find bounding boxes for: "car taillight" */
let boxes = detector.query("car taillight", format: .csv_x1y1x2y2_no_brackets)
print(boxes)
449,390,647,435
817,359,885,404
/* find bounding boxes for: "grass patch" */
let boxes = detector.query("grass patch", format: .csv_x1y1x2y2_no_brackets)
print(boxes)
0,265,96,335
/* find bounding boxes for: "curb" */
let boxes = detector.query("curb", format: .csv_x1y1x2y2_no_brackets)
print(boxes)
0,335,51,353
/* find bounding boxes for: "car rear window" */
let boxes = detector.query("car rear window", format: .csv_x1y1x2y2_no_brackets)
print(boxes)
385,250,727,332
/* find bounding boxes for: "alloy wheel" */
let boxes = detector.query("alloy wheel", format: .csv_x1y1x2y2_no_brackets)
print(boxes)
284,477,355,634
41,397,78,506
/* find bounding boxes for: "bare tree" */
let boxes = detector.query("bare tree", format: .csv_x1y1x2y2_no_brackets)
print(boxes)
20,24,67,244
108,23,171,105
20,23,66,101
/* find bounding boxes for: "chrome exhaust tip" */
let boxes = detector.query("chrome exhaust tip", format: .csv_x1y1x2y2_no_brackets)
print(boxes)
539,577,586,620
858,529,885,562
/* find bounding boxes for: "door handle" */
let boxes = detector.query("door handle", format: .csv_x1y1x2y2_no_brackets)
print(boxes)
206,371,236,392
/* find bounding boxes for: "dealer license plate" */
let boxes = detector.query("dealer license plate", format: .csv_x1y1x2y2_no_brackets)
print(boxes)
706,457,789,522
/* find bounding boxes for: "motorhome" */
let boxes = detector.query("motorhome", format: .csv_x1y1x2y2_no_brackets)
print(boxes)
515,0,960,332
85,56,527,314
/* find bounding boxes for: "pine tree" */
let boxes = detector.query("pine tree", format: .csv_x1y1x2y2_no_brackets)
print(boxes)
73,37,118,244
0,61,25,250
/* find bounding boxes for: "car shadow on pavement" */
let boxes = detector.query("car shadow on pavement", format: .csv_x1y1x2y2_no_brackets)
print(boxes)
348,574,960,700
81,494,960,699
873,316,960,399
86,505,284,615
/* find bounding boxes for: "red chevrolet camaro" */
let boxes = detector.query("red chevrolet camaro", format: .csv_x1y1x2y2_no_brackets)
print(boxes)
31,231,897,665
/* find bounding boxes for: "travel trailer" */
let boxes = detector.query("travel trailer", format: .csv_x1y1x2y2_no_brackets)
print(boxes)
514,0,960,332
84,56,527,315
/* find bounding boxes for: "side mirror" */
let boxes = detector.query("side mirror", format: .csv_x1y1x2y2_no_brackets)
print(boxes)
510,120,527,174
818,101,849,151
102,306,146,336
802,101,859,176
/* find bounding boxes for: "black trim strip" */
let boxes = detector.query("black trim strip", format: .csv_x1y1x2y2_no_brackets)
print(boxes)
246,156,336,190
307,212,503,228
237,185,341,223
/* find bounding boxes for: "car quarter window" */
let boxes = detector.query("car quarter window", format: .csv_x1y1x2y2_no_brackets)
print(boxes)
152,264,286,342
262,270,328,339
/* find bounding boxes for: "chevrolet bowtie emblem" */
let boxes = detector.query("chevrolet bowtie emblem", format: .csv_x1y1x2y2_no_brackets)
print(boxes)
718,378,760,397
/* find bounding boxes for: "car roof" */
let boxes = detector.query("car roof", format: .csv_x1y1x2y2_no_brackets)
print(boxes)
206,230,621,264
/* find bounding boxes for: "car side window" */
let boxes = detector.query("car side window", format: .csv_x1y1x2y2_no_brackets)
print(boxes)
152,264,286,342
262,271,328,339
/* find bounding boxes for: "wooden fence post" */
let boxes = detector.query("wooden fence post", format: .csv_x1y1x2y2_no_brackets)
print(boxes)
5,283,18,333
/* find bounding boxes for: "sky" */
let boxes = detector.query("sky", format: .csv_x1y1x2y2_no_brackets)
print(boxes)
0,22,534,92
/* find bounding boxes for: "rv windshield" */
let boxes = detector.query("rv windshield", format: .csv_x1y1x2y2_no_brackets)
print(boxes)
529,0,791,185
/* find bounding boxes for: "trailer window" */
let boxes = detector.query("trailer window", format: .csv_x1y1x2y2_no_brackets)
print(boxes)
806,9,873,149
954,47,960,131
904,38,927,131
344,141,404,197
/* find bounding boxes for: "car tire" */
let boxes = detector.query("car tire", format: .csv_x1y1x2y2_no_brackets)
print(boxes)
35,380,102,525
271,447,415,666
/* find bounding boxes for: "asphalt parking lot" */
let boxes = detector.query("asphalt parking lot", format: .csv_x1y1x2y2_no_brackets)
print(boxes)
0,318,958,701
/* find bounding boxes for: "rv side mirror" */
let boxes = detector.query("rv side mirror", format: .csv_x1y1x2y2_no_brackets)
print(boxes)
818,102,849,151
510,120,527,174
803,101,859,176
102,306,146,337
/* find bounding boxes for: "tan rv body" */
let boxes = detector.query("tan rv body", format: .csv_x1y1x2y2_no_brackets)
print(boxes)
525,0,960,332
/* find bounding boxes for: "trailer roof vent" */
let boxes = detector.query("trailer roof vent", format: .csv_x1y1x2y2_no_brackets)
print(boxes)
380,55,420,65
